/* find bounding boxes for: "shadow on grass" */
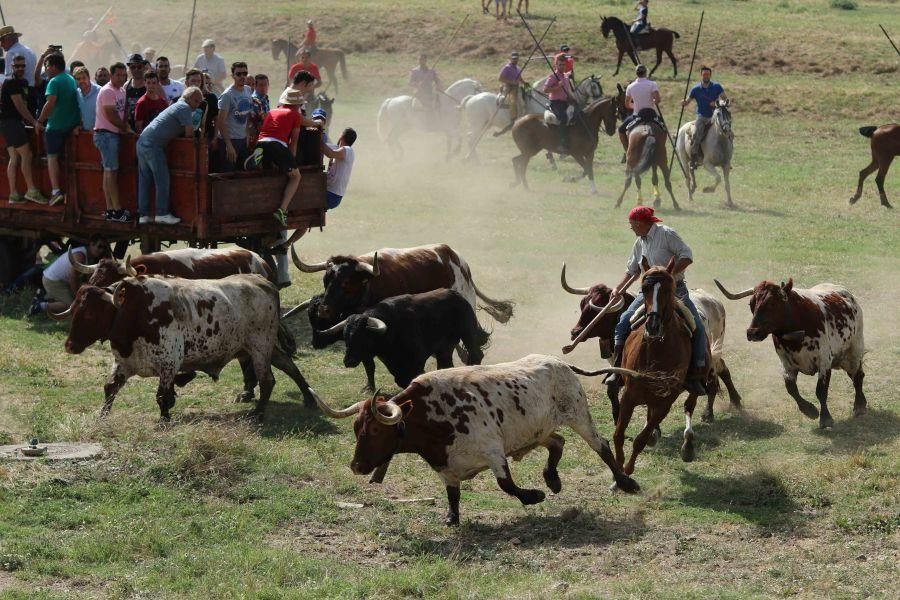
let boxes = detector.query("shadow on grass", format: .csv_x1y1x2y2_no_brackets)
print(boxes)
655,408,786,458
178,400,339,436
813,408,900,454
678,468,803,532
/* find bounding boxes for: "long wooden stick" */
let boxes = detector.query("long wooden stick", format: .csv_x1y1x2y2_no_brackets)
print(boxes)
183,0,199,75
562,274,638,354
668,10,704,175
156,21,183,54
431,14,469,72
881,24,900,58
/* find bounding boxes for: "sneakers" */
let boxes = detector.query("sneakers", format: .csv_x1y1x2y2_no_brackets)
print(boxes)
273,208,288,227
8,193,25,205
139,215,154,225
49,192,65,206
105,209,132,222
25,190,49,204
155,214,181,225
244,146,264,171
27,298,45,317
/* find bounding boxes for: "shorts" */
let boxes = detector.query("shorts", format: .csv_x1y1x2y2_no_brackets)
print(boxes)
326,191,343,210
42,276,74,305
45,126,75,157
93,130,120,170
0,118,29,148
259,140,296,172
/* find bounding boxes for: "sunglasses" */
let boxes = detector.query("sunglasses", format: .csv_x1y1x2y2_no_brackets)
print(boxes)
234,72,248,76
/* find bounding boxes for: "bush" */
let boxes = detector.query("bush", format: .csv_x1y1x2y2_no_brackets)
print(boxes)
830,0,857,9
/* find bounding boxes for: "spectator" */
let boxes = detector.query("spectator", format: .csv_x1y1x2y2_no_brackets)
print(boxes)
215,61,253,172
0,26,37,86
322,127,356,210
194,39,226,89
1,54,45,204
93,62,132,221
94,66,110,87
69,60,85,74
288,49,321,93
143,47,157,64
311,107,330,143
32,46,58,117
35,53,80,207
185,68,217,139
156,56,184,103
136,87,204,225
249,73,270,144
31,234,108,316
134,71,169,133
124,53,147,129
278,69,316,106
73,65,101,130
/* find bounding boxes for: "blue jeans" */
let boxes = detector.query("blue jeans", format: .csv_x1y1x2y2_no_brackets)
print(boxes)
93,130,120,170
614,280,706,369
137,142,171,217
326,191,343,210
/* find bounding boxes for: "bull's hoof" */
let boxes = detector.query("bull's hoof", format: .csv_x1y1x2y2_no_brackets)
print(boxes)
797,400,820,420
247,407,265,421
701,409,714,423
445,512,460,526
368,473,385,485
681,434,696,462
818,414,835,430
159,412,171,422
543,467,562,494
853,404,868,417
520,489,546,505
234,391,255,404
729,395,743,410
611,475,640,494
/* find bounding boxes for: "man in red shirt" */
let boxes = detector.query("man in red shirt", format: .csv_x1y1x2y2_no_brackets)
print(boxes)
134,71,170,133
302,20,317,55
288,49,321,97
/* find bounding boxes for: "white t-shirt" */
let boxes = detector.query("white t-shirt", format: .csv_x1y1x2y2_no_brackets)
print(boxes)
327,145,355,197
626,77,660,114
161,80,185,104
44,246,86,282
193,53,227,81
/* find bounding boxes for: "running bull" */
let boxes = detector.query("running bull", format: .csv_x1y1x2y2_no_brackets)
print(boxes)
62,274,281,420
715,278,866,428
311,354,641,525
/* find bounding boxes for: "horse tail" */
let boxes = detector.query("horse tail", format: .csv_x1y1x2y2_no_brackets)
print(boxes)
377,98,392,142
339,51,348,80
672,30,681,39
859,126,877,138
633,133,656,176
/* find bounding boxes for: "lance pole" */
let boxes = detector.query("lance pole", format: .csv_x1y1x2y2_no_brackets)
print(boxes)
431,14,469,72
183,0,199,76
668,10,704,175
880,24,900,58
156,21,183,54
0,3,5,26
108,29,129,59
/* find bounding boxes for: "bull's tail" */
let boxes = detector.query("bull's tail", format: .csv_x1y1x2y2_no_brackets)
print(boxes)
473,282,515,323
633,134,656,176
276,320,298,357
859,125,877,138
568,365,646,379
376,98,392,142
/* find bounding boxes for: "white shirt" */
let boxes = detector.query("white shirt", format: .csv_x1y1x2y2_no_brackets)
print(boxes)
626,224,693,282
626,77,659,115
161,79,185,104
44,246,86,282
327,145,355,197
193,52,226,81
4,41,37,86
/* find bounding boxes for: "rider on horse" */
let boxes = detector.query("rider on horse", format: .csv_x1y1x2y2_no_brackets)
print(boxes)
681,66,727,168
543,53,574,152
631,0,650,46
409,53,442,116
618,64,662,154
499,51,525,123
302,20,317,56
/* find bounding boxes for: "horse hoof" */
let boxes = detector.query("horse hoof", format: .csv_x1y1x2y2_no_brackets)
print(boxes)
701,410,714,423
798,401,819,420
819,415,835,430
647,428,659,447
234,391,255,403
673,202,682,211
848,196,859,205
853,404,868,417
681,435,696,462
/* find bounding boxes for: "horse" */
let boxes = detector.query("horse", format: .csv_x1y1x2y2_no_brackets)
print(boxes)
461,75,604,161
600,16,680,78
510,90,622,195
849,123,898,209
615,97,679,209
376,79,482,158
271,38,348,92
613,258,711,477
676,98,735,207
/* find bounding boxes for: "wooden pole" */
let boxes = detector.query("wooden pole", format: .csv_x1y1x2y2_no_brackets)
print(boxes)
880,25,900,58
430,14,469,72
184,0,199,76
0,2,7,26
668,10,704,175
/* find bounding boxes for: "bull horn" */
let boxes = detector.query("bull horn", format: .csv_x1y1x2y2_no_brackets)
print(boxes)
319,317,349,336
290,244,329,273
365,317,387,334
714,279,754,300
48,305,72,321
124,255,138,277
560,263,590,295
309,387,364,418
371,396,404,426
281,298,312,320
69,247,97,275
588,295,625,313
357,252,380,277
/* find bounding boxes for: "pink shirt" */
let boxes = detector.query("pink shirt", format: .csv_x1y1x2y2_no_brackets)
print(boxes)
543,71,572,101
94,83,126,131
625,77,659,115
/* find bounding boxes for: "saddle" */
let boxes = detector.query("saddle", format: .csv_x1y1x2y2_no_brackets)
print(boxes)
543,106,578,127
626,108,666,134
629,299,696,336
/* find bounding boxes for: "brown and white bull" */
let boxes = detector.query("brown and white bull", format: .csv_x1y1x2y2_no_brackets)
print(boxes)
561,264,742,423
715,278,866,428
63,274,280,420
311,354,641,525
291,243,514,326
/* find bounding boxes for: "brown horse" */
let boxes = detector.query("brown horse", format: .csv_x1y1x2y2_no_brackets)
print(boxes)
849,124,898,208
613,258,710,477
600,16,679,78
511,91,624,195
615,103,678,209
271,38,348,91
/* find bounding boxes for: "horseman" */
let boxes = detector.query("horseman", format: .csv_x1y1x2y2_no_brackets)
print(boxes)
631,0,650,47
498,51,524,124
618,64,661,154
302,20,317,56
606,206,708,396
409,53,442,116
559,44,576,79
543,52,574,152
681,66,727,169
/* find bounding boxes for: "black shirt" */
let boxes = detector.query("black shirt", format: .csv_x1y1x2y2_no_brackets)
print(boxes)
201,92,219,139
0,77,29,121
125,80,146,127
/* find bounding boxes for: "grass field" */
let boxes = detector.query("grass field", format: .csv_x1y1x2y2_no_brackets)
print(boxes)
1,0,899,598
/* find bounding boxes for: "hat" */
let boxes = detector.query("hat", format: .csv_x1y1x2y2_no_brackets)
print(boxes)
628,206,662,223
510,51,519,59
202,39,215,48
311,108,327,119
560,44,570,52
0,25,22,39
281,89,305,106
126,53,146,65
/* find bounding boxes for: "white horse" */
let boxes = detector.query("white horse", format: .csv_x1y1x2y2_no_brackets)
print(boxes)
676,98,735,207
461,75,605,161
376,78,482,158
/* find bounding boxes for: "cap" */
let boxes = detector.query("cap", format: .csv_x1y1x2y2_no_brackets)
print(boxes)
628,206,662,223
126,53,146,65
560,44,570,52
202,39,215,48
311,108,327,119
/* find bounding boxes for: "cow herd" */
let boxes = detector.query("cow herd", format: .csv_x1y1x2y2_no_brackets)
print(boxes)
54,243,867,524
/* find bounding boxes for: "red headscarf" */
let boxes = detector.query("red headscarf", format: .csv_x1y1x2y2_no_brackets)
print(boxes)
628,206,662,223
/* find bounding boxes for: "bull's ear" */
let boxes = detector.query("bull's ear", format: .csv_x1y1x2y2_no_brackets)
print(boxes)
782,278,793,293
136,264,148,275
665,257,676,274
640,256,650,272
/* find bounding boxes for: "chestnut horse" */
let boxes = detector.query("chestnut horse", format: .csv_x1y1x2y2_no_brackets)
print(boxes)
849,124,898,208
615,97,679,209
600,16,680,78
511,90,624,195
613,258,710,477
271,38,348,91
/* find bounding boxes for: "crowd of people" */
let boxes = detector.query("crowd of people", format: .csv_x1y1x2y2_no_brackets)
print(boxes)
0,23,356,230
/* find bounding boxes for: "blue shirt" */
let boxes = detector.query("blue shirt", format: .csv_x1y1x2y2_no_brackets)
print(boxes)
688,81,724,118
78,82,102,129
138,101,193,147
